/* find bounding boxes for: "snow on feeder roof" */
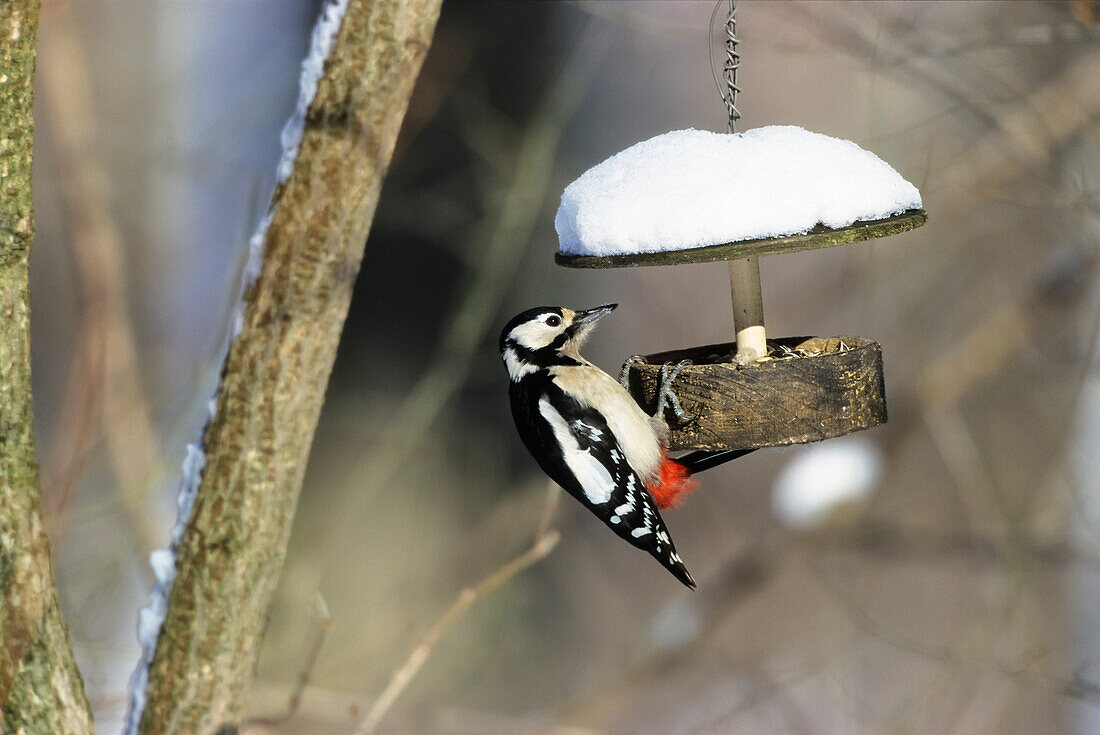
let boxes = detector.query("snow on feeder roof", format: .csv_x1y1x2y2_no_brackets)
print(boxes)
556,126,925,267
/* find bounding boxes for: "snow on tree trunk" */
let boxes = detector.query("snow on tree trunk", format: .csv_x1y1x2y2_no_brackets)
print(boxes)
131,1,442,733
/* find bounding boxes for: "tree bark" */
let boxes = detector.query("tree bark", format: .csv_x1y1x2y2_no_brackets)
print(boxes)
137,1,442,733
0,1,96,732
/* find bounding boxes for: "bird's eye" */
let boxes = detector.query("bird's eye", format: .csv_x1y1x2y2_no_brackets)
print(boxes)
545,315,562,327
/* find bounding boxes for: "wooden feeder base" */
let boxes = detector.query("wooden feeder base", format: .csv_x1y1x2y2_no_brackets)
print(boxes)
626,337,887,452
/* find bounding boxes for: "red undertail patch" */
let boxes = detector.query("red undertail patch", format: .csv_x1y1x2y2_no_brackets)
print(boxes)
645,451,699,510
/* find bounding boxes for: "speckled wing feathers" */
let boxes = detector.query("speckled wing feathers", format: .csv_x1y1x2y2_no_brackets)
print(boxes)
510,377,695,588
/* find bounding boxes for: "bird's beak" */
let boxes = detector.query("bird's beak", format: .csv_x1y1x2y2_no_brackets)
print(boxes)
566,303,616,347
571,303,617,329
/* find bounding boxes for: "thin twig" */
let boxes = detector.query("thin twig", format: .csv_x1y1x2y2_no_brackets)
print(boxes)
355,495,561,735
247,678,602,734
240,593,333,732
536,482,562,540
37,1,163,558
803,554,1100,705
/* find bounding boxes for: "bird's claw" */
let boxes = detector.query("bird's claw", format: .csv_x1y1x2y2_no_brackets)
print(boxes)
618,354,648,389
656,360,694,423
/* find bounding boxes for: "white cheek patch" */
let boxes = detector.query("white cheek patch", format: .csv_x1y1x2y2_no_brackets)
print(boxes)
509,320,559,351
539,397,614,505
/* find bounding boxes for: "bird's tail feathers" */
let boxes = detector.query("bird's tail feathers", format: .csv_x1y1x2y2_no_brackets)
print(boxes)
677,448,756,474
664,554,697,589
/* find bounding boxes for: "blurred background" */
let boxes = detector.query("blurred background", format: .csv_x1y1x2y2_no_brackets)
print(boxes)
28,1,1100,733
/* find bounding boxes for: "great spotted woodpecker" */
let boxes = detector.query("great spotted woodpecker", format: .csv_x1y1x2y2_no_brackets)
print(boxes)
500,304,750,588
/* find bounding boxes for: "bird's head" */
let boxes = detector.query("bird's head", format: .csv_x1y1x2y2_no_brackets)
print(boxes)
499,303,617,379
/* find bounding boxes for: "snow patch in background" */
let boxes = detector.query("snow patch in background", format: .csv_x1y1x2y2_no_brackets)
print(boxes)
771,435,884,529
648,595,704,653
556,126,922,256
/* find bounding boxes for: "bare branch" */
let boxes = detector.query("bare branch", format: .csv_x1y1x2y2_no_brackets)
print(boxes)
356,490,562,735
805,554,1100,705
134,1,443,732
240,594,333,732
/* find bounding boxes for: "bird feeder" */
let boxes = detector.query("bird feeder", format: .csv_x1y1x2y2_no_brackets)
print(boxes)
553,4,926,453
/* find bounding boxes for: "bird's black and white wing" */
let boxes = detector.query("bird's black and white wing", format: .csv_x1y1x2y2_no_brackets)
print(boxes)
513,382,695,588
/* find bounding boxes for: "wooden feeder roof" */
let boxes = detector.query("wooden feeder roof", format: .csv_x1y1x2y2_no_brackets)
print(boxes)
556,208,927,269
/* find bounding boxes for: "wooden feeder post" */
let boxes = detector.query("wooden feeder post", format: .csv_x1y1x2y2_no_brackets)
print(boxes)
728,256,766,364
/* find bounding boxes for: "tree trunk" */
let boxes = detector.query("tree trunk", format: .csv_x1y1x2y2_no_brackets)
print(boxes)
137,1,442,732
0,1,96,732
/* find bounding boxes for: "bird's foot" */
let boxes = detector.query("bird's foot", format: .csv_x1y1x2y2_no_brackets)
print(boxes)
655,360,694,423
618,354,648,389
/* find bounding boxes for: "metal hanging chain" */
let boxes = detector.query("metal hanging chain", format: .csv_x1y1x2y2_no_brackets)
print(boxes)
709,0,741,133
